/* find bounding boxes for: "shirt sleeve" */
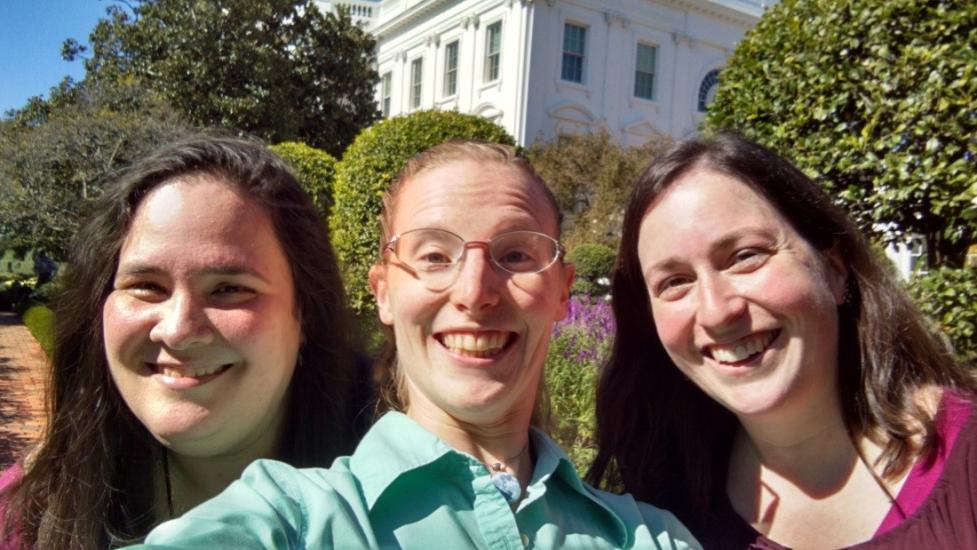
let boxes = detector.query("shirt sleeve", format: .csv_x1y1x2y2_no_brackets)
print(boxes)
126,459,377,549
636,501,703,550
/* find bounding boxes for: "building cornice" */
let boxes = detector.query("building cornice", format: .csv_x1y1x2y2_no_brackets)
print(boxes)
658,0,763,27
373,0,458,38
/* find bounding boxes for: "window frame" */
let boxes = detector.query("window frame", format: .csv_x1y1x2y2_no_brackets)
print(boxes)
561,22,587,84
409,57,423,110
484,21,503,83
380,72,392,117
443,40,460,97
633,42,657,101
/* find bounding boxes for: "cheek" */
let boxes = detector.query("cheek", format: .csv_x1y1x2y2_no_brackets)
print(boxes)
649,302,689,352
102,294,152,359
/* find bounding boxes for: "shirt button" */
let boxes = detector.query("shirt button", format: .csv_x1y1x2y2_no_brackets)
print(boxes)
521,533,530,547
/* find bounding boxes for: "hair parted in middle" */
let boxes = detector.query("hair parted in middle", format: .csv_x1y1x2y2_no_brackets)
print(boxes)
372,139,563,415
587,131,976,530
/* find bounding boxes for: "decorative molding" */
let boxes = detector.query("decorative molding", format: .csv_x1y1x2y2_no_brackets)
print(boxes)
426,33,440,47
604,11,630,29
462,13,480,29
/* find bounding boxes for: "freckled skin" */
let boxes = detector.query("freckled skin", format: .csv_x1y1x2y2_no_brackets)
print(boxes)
370,160,574,428
102,177,302,459
636,167,847,421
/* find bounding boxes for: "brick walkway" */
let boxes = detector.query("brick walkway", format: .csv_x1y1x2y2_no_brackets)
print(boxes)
0,312,47,470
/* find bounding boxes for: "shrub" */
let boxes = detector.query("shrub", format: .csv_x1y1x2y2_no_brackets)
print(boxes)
526,130,671,250
22,303,55,356
906,267,977,364
544,295,615,472
567,243,616,297
707,0,977,267
269,141,337,218
330,110,514,316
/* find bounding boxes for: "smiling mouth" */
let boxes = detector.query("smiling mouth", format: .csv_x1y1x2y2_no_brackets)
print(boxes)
704,330,779,365
148,362,235,379
436,331,515,358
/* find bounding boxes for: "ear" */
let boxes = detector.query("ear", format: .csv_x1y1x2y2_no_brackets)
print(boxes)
556,262,576,321
823,242,849,306
368,264,394,326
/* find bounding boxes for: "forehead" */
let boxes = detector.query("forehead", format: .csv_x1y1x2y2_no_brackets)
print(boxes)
121,176,284,265
392,160,559,236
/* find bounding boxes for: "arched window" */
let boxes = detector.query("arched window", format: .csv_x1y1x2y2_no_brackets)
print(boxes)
697,69,721,112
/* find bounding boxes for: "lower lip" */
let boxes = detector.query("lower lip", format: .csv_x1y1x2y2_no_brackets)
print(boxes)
150,365,232,390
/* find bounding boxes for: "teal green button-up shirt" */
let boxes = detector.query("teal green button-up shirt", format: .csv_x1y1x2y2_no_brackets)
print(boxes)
134,412,699,549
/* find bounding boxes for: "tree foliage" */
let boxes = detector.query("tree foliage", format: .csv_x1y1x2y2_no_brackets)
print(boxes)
330,110,514,316
269,141,337,219
0,80,188,256
66,0,379,157
526,130,669,250
906,267,977,365
707,0,977,267
566,243,617,296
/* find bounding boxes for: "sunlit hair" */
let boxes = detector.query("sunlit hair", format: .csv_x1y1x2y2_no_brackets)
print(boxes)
587,131,976,530
2,134,370,549
374,139,562,415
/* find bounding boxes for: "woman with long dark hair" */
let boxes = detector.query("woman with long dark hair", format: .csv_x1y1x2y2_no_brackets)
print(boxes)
0,135,370,549
589,132,977,548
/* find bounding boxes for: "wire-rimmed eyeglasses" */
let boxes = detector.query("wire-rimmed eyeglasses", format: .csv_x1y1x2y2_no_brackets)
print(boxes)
382,228,565,291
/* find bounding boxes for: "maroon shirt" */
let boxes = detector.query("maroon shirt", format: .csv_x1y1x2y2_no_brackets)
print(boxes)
0,463,24,550
698,392,977,549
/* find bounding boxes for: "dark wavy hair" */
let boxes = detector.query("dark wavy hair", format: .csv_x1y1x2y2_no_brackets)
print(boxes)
587,132,976,530
2,135,371,548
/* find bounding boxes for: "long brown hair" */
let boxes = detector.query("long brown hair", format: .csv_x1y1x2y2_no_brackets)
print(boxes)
2,135,370,548
587,132,976,529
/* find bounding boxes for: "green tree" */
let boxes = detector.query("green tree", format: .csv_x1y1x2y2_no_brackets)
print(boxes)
0,80,188,256
269,141,337,218
66,0,379,157
526,130,669,250
707,0,977,267
330,110,514,317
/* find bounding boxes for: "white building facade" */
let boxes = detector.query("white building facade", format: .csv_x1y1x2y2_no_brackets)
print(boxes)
319,0,769,145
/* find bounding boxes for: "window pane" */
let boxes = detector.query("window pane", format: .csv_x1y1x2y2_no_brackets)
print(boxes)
561,24,586,83
634,44,656,100
636,44,656,74
563,24,586,55
411,58,423,109
381,73,392,116
485,23,502,82
444,41,458,96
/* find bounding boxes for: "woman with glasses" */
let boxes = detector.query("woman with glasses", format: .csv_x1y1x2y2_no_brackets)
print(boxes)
133,140,698,549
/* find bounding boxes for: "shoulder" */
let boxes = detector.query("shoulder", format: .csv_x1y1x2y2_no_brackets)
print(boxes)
582,485,702,549
0,464,24,495
140,459,376,548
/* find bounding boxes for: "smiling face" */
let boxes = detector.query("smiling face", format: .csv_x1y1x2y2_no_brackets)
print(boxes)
103,175,302,459
369,159,573,426
636,166,847,420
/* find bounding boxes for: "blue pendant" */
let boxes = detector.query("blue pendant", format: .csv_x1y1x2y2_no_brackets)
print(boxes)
491,471,521,502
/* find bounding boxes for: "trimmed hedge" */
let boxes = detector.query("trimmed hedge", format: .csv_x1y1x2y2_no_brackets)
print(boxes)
906,267,977,364
330,110,514,316
567,243,616,297
22,303,54,356
269,141,337,219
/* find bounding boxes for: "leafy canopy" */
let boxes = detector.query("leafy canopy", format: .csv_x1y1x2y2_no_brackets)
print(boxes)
707,0,977,266
66,0,380,157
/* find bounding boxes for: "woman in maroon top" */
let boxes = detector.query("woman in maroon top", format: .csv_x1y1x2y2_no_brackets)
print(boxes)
589,133,977,548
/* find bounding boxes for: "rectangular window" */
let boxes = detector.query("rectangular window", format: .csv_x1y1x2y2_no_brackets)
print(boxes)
484,22,502,82
410,58,423,109
380,72,392,117
634,43,657,100
561,23,586,83
443,41,459,96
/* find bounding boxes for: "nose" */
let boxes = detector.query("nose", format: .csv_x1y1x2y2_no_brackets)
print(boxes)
695,274,747,331
450,244,502,314
149,290,214,349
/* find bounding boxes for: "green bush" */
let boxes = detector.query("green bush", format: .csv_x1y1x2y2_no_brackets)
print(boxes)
269,141,337,218
330,110,514,316
707,0,977,267
567,243,616,296
906,267,977,364
526,130,670,250
22,303,55,356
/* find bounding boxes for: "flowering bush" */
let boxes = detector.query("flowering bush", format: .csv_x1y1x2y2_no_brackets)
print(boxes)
544,295,615,472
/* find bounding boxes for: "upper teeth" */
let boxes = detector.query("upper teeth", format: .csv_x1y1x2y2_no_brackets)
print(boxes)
158,364,229,378
441,331,509,357
709,331,775,364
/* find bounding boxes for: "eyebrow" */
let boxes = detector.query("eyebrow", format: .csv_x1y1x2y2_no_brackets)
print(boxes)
115,263,266,280
643,228,765,277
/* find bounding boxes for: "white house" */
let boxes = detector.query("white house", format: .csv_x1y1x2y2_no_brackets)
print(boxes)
317,0,772,146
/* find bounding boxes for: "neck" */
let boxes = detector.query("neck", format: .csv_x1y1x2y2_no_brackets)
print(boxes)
406,401,535,490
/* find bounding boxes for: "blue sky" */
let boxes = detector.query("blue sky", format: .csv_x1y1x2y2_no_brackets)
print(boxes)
0,1,109,115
